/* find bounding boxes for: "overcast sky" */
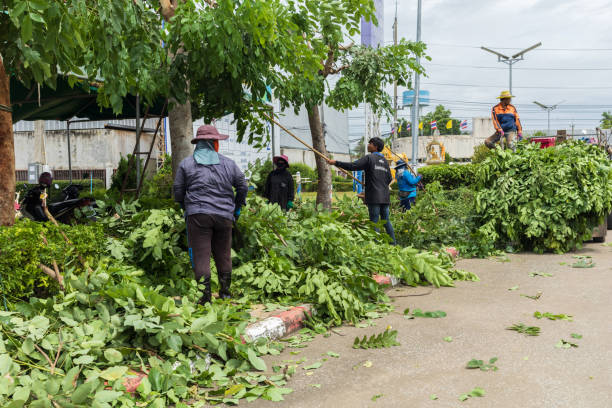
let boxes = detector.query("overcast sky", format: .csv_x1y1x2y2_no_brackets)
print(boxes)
369,0,612,135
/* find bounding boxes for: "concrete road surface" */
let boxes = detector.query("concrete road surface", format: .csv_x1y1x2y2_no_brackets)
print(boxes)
248,240,612,408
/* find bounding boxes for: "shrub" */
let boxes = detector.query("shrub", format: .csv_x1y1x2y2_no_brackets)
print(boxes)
142,155,173,199
472,144,492,164
0,219,105,299
419,164,477,189
109,154,142,192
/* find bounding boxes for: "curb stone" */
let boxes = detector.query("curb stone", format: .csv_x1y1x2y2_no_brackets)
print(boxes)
245,273,400,342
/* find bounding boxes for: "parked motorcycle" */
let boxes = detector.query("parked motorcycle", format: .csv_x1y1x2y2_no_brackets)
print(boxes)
21,172,97,224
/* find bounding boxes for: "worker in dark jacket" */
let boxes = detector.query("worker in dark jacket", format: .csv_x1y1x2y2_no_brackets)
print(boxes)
264,155,295,211
173,125,248,305
327,137,396,244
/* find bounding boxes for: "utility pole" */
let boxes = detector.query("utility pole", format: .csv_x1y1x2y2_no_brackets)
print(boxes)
392,0,398,141
481,42,542,94
410,0,422,166
533,100,563,136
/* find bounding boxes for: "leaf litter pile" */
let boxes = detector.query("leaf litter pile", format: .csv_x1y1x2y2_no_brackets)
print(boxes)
0,195,478,407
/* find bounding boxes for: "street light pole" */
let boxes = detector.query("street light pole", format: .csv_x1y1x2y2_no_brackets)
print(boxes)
533,100,564,136
481,42,542,94
410,0,422,166
392,0,398,141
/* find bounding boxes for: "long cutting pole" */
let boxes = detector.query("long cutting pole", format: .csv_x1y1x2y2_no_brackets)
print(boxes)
265,114,363,185
411,0,422,166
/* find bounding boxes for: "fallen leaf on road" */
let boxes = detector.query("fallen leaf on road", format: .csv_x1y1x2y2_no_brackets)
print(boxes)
371,394,383,401
363,361,373,368
571,333,583,339
310,384,321,388
443,336,453,342
327,351,340,358
508,285,519,291
303,362,322,370
430,394,438,400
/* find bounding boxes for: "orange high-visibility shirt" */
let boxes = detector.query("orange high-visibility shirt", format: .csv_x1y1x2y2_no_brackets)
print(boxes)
491,103,522,133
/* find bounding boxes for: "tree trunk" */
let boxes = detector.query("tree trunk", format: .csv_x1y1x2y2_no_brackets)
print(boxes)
0,56,15,226
307,105,332,210
169,100,194,181
161,0,194,191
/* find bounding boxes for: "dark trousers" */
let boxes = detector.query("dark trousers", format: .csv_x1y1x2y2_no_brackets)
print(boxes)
186,213,233,301
367,204,396,245
399,196,416,211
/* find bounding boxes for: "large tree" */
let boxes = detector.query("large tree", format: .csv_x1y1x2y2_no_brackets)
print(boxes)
0,0,165,226
273,1,426,209
0,0,318,225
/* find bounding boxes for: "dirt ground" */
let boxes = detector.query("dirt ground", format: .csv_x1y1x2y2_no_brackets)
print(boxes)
247,239,612,408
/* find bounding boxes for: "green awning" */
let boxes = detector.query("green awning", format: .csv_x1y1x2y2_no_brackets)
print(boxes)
10,75,167,122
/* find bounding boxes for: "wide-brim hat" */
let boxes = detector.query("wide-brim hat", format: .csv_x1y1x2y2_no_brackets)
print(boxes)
395,160,407,169
191,125,229,144
273,155,290,166
496,90,515,99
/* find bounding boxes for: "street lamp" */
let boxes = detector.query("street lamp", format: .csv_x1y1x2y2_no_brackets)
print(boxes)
481,42,542,94
533,100,564,136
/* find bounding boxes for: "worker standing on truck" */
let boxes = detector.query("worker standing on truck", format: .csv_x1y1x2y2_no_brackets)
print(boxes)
395,160,422,211
264,155,295,211
173,125,248,305
486,90,523,151
327,137,396,245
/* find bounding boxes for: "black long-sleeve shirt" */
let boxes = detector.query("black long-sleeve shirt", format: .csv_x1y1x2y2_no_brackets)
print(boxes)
264,169,295,210
335,153,391,204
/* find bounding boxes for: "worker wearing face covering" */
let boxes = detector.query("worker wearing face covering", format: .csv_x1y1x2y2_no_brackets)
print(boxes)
173,125,248,305
264,155,295,211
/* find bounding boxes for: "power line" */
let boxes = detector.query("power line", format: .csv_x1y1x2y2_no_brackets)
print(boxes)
423,82,612,89
425,63,612,71
425,43,612,51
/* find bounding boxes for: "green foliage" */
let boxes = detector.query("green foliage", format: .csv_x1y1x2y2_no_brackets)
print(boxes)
352,329,400,349
0,266,291,406
405,308,447,318
0,219,104,299
571,255,595,268
392,182,495,258
459,387,485,401
534,312,573,321
471,144,493,164
507,323,540,336
532,130,547,137
2,0,165,113
466,357,498,371
418,164,477,189
555,339,579,348
109,155,141,192
475,141,612,253
142,156,173,200
233,195,468,324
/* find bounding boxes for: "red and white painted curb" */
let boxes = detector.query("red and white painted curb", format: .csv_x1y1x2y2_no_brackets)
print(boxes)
245,273,400,342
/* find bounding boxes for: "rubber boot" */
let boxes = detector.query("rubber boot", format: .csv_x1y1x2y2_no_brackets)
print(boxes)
197,278,212,305
218,274,232,300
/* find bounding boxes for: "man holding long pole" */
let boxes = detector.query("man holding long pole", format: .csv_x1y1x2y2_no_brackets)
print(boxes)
327,137,396,244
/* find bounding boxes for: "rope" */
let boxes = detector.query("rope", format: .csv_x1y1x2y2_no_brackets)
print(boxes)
0,104,12,112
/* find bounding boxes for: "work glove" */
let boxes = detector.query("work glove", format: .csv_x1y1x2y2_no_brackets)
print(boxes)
234,208,241,220
499,130,505,137
517,131,523,140
287,201,294,210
